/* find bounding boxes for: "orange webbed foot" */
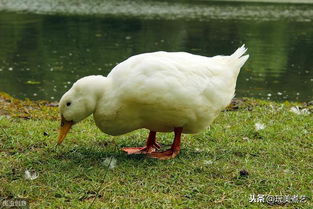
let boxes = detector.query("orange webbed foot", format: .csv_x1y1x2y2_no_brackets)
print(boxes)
121,145,159,154
122,131,160,155
147,149,180,160
121,147,149,154
148,127,183,160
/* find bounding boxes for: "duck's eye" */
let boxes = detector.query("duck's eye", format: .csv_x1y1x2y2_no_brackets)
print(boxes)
66,102,71,106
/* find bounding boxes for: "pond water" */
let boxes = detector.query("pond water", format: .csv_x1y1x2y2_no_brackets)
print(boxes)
0,1,312,101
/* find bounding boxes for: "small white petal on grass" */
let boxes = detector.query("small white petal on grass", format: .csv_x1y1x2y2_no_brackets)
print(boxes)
299,107,310,115
24,170,39,180
269,104,284,112
283,169,290,174
203,160,213,165
195,148,203,153
290,106,310,115
1,115,11,119
102,157,117,169
255,123,266,131
290,106,301,115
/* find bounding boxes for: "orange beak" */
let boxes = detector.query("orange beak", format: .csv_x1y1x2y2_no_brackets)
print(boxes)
57,115,74,145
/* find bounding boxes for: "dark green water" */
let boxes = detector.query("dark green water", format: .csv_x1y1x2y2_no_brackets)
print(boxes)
0,1,312,101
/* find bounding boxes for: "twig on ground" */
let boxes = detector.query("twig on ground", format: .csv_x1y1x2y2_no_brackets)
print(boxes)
87,156,113,209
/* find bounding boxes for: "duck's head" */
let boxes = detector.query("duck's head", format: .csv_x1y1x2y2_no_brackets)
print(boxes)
57,76,104,144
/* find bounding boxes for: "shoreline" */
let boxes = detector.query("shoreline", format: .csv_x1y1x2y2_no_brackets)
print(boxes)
1,92,311,120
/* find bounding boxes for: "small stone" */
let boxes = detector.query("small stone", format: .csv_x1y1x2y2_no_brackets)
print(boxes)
203,160,213,165
55,193,62,198
239,169,249,177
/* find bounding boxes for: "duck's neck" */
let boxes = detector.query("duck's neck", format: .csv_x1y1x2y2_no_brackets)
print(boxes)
77,75,111,115
88,76,111,101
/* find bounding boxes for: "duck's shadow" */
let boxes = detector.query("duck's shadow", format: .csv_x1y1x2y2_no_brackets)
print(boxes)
45,144,179,171
21,140,204,174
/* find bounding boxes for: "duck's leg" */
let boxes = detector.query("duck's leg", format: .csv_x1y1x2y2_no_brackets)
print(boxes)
121,131,160,154
148,127,182,160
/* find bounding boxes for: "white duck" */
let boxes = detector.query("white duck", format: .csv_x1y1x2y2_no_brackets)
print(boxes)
58,45,249,159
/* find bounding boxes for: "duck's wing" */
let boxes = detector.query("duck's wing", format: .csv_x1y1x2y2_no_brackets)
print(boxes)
108,46,248,110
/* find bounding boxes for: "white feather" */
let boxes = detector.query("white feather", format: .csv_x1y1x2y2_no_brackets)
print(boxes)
24,170,39,180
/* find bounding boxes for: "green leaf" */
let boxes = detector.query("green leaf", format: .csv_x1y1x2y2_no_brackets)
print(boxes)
26,81,41,85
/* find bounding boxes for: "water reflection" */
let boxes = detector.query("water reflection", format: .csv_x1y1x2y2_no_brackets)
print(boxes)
0,9,312,101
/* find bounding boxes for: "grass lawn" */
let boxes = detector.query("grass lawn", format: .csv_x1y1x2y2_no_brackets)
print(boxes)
0,92,312,208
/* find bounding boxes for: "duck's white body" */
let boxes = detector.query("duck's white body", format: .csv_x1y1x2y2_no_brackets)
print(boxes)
60,46,249,137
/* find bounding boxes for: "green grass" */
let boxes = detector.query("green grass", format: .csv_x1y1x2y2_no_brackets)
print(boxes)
0,93,312,208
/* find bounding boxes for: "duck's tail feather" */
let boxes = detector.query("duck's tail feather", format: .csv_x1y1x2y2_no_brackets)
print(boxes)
230,44,249,69
228,44,249,79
